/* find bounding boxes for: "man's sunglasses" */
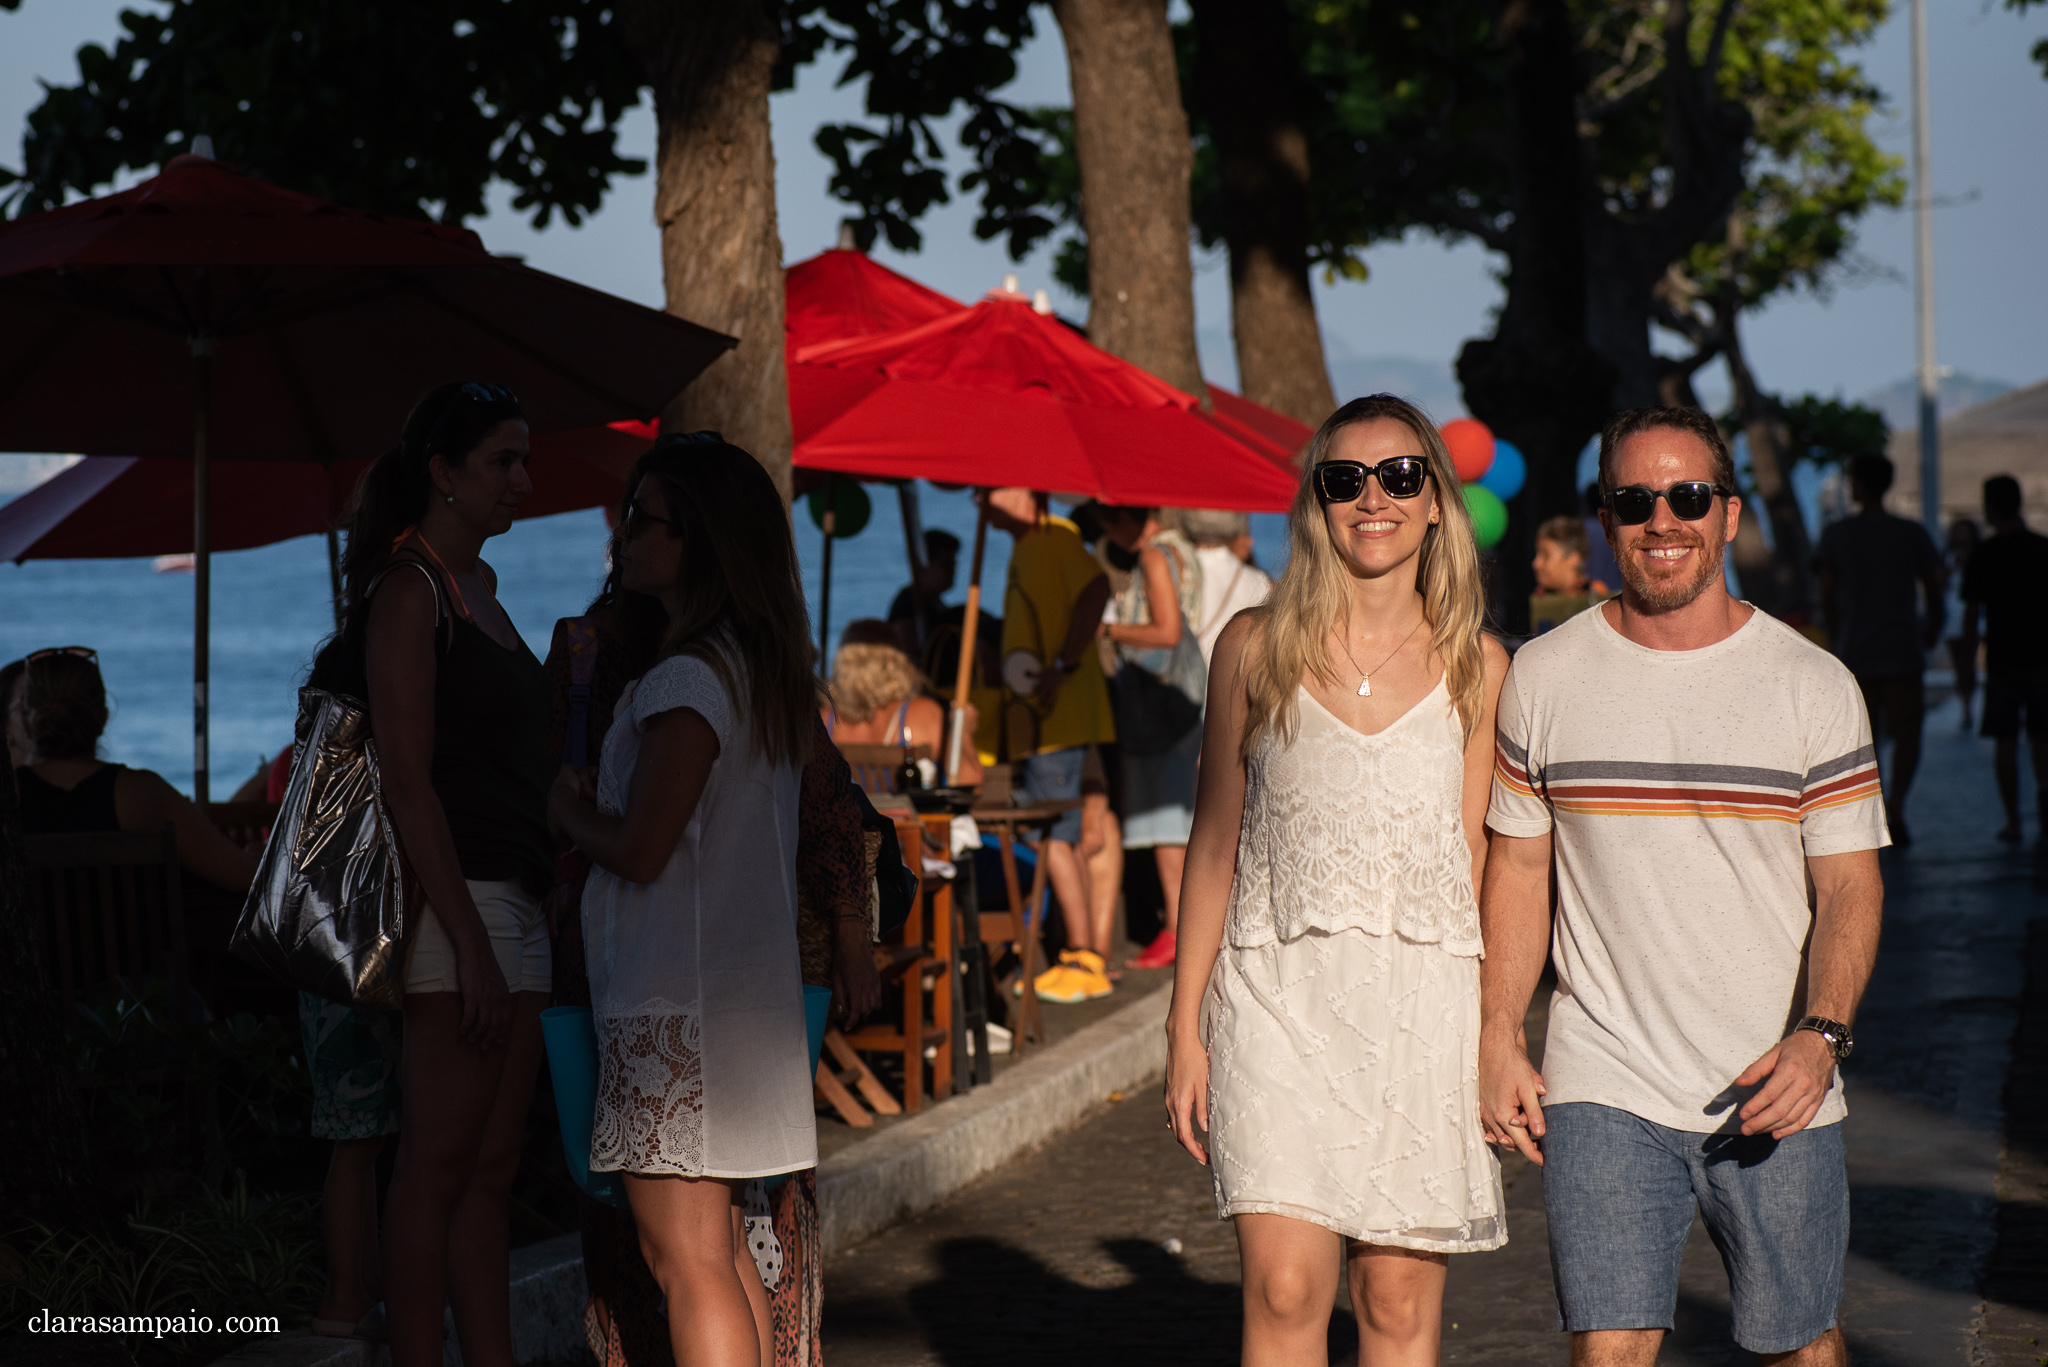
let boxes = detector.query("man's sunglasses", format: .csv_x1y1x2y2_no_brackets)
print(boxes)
1313,457,1431,503
1604,481,1732,525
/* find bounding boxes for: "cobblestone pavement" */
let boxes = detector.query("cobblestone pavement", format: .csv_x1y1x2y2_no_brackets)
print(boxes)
823,698,2048,1365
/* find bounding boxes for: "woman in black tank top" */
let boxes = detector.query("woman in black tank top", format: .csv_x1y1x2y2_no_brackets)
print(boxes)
310,382,550,1367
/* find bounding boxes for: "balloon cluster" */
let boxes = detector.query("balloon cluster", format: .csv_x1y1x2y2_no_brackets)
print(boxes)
1439,418,1524,550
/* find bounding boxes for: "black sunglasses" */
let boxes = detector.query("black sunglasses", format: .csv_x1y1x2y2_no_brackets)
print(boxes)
623,497,683,539
1604,481,1731,525
26,645,97,665
1313,457,1431,503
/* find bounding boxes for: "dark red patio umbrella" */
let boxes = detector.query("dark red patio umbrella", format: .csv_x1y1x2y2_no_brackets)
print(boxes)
0,154,732,800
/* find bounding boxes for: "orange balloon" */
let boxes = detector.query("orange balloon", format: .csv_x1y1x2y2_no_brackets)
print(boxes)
1441,418,1496,482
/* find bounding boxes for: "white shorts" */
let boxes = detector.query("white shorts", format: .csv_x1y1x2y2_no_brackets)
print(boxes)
404,878,551,995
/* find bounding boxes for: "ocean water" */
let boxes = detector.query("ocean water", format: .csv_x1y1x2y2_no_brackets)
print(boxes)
0,482,1289,796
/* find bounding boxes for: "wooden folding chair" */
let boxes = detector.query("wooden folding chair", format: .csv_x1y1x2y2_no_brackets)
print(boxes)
24,826,189,1013
840,812,955,1112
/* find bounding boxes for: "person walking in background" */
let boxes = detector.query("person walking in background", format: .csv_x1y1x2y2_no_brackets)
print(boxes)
1178,509,1273,665
825,618,981,787
1483,406,1885,1367
1099,506,1205,971
1814,453,1943,844
549,434,822,1367
978,487,1118,1004
1961,474,2048,845
311,381,553,1367
1167,395,1509,1366
1945,519,1982,730
887,529,961,662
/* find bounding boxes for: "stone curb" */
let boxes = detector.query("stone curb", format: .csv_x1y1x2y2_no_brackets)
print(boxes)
819,981,1173,1256
213,982,1171,1367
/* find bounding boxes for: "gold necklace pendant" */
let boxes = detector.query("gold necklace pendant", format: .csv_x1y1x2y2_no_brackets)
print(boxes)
1358,676,1371,697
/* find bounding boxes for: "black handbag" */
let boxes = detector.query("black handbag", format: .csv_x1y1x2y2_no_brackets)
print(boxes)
1112,649,1205,755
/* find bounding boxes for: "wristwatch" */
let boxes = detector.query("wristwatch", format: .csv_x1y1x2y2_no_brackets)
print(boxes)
1794,1015,1854,1061
1051,655,1080,674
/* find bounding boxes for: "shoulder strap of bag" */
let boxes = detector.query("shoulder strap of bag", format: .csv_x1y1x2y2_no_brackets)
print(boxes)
563,616,599,770
1196,559,1248,641
365,555,454,653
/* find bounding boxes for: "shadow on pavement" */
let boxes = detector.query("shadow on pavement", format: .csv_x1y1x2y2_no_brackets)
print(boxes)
836,1235,1358,1366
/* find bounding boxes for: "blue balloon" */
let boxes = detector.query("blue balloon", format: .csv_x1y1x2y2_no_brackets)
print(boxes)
1479,439,1526,500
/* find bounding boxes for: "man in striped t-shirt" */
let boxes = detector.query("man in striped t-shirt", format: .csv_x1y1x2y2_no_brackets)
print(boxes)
1480,407,1886,1367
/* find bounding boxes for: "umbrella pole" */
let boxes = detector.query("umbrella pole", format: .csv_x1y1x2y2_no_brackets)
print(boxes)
326,527,344,631
191,343,213,807
818,476,837,669
946,501,989,784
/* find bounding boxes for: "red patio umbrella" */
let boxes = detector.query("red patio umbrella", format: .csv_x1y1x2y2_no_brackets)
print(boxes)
786,246,964,354
0,154,732,799
0,425,645,567
790,285,1304,779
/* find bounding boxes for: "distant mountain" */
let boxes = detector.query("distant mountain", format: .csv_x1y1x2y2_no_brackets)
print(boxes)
1859,372,2017,432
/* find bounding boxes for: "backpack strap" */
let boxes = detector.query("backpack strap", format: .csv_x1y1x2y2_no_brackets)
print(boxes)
563,616,600,770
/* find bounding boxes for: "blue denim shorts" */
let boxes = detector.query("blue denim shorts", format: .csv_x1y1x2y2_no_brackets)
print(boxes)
1541,1102,1848,1355
1015,745,1086,844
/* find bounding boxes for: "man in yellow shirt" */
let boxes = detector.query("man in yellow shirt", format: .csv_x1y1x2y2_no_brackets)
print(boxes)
981,487,1117,1002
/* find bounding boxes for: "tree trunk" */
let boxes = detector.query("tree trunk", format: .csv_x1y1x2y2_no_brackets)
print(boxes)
1189,0,1336,427
1456,0,1613,629
627,0,792,500
0,770,88,1219
1053,0,1206,397
1722,307,1815,619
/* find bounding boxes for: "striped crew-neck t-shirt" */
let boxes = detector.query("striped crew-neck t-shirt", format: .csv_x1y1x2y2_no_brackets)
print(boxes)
1486,602,1887,1133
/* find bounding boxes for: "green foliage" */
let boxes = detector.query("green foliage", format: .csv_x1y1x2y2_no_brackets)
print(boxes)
2008,0,2048,77
1781,393,1889,462
2,0,646,224
1678,0,1905,312
0,1178,322,1358
70,980,310,1180
795,0,1043,253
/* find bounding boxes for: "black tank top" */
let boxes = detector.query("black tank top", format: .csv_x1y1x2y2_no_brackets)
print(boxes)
16,763,125,834
312,560,552,889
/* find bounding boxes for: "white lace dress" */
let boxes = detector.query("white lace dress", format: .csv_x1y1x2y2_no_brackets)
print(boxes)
581,654,817,1179
1207,677,1505,1251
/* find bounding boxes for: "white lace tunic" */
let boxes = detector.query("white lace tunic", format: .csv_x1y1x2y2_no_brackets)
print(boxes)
581,655,817,1179
1207,678,1504,1251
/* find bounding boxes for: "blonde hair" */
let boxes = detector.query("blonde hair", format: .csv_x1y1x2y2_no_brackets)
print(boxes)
830,642,927,725
1240,394,1490,760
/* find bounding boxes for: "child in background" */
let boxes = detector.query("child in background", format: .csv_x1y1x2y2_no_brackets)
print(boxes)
1529,515,1610,635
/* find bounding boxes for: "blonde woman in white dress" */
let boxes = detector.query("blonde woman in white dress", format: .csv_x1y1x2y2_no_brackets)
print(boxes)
1165,395,1510,1366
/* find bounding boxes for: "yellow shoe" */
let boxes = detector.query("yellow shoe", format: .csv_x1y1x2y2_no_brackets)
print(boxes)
1065,949,1115,1001
1035,960,1088,1004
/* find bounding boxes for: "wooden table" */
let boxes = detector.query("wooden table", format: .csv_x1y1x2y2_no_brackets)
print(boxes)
966,798,1081,1071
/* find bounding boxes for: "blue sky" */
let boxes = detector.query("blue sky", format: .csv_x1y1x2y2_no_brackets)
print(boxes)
5,0,2046,421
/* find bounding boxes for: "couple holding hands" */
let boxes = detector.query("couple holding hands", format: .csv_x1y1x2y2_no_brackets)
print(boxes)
1164,396,1885,1367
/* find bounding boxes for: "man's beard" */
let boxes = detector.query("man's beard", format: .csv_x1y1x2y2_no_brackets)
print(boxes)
1618,527,1725,611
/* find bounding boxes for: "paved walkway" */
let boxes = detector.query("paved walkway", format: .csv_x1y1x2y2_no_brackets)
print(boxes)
822,696,2048,1364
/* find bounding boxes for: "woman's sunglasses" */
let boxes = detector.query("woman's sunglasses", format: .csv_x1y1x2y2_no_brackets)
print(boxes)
622,498,682,539
1313,457,1431,503
1604,481,1731,525
26,645,97,665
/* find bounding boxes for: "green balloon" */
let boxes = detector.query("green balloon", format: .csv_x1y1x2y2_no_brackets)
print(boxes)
805,479,872,538
1463,484,1508,550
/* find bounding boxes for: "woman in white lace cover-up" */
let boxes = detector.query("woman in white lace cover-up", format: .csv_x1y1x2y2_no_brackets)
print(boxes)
1165,395,1510,1366
550,434,821,1367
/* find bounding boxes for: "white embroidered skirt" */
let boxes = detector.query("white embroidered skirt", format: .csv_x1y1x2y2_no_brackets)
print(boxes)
1206,926,1505,1253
